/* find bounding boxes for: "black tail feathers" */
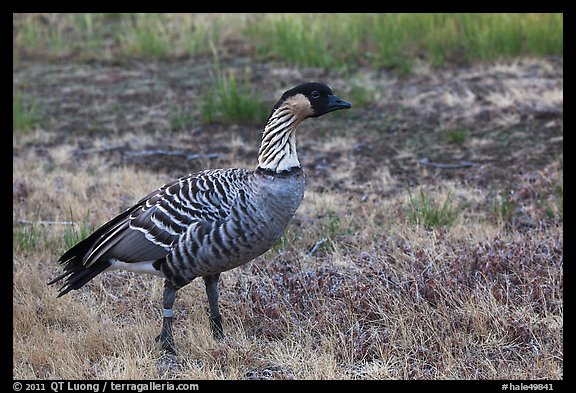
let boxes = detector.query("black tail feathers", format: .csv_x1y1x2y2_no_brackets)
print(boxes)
48,207,136,296
48,257,111,297
48,230,113,296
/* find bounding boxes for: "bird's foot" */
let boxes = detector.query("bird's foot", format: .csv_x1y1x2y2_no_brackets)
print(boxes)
210,314,224,340
156,329,178,355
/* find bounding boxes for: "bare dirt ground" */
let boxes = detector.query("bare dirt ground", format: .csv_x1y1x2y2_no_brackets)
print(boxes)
14,56,563,196
13,57,563,379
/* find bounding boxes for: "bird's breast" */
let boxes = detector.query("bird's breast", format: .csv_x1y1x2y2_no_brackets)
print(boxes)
240,170,306,250
165,170,306,279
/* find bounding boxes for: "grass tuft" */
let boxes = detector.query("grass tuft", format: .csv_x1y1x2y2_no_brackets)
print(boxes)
490,191,516,227
201,59,268,125
443,128,470,144
13,223,45,253
170,106,195,131
553,184,563,219
61,209,94,253
406,187,459,229
246,14,337,68
13,92,38,133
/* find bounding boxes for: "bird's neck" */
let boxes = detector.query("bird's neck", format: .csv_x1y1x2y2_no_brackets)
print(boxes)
257,104,302,173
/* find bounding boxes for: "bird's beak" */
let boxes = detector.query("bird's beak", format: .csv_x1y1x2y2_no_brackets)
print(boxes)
326,94,352,112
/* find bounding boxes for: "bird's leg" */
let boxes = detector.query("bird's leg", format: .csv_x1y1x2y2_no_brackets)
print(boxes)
203,274,224,339
156,281,178,354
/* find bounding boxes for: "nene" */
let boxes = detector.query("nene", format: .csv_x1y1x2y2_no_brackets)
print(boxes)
49,82,351,354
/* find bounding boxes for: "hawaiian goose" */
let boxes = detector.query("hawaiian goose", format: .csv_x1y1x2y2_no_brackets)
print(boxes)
49,82,351,353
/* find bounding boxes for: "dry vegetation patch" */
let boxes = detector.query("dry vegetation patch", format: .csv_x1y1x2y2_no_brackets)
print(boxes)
13,54,562,379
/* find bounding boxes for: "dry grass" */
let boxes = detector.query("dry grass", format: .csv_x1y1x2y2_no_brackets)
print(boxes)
13,143,563,379
13,55,562,380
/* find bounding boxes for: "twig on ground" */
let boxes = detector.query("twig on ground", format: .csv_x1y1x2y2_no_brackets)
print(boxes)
307,238,327,256
73,144,128,156
418,158,476,169
73,145,222,161
126,150,222,160
16,219,76,226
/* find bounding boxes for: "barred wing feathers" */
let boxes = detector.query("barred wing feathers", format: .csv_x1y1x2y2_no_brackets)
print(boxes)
50,169,249,295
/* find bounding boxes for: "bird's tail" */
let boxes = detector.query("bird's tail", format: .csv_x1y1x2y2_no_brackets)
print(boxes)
48,205,138,297
48,230,113,297
47,256,111,297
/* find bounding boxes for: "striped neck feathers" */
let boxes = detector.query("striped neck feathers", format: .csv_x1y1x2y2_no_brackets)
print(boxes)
257,94,313,173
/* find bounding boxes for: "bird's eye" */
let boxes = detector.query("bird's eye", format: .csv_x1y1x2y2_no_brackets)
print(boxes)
311,90,320,98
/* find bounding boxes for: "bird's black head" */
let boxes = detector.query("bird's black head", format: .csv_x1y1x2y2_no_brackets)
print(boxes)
274,82,352,119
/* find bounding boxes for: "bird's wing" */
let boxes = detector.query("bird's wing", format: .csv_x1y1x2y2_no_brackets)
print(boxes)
77,169,247,267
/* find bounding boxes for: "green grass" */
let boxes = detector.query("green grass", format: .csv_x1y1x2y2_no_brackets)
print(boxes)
270,223,303,254
13,14,227,61
540,183,563,220
170,106,195,131
13,208,93,255
318,210,345,239
13,223,46,253
201,60,269,125
119,13,222,58
14,13,563,71
554,184,563,219
316,210,348,253
247,13,563,71
407,187,459,229
490,191,516,227
443,128,470,144
61,209,94,253
246,14,340,68
14,14,103,60
13,92,38,133
128,27,170,57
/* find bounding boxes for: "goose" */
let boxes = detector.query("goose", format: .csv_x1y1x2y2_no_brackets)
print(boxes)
49,82,352,354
